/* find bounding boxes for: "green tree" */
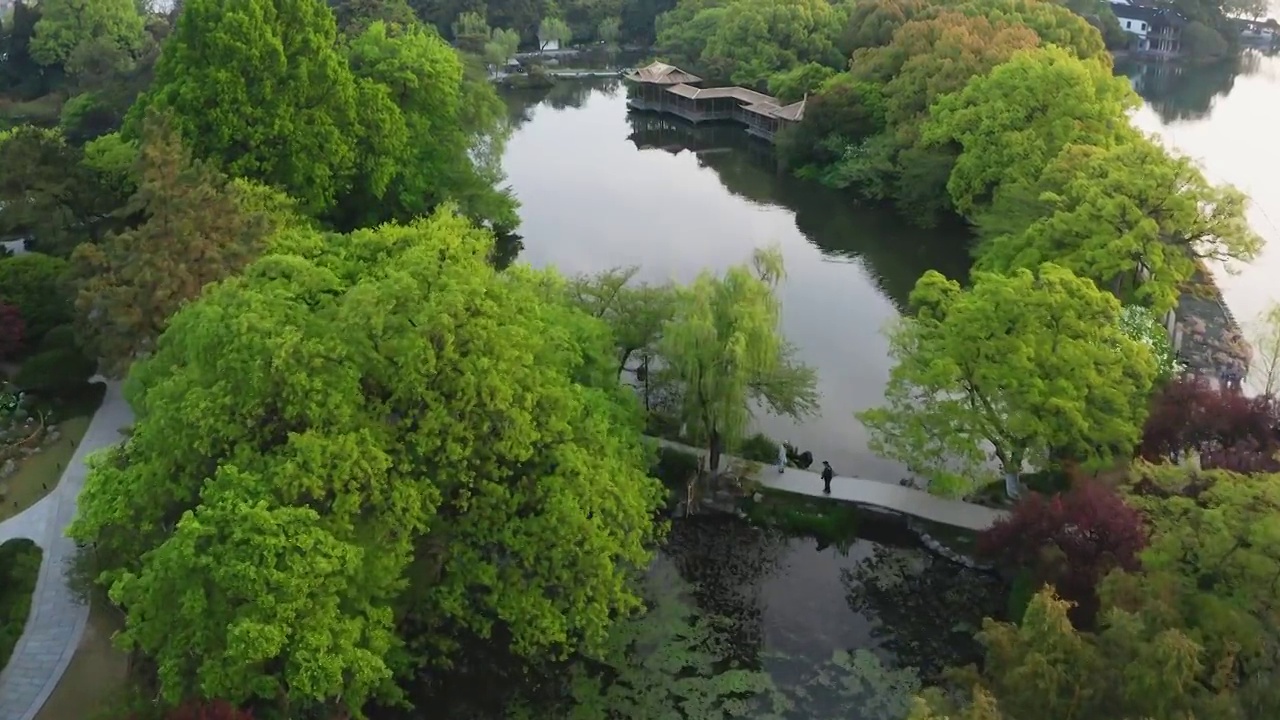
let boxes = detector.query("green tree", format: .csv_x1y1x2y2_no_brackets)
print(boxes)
850,12,1041,128
452,9,490,53
80,131,139,205
597,15,621,45
857,264,1158,498
973,137,1261,315
837,0,929,56
69,208,665,715
131,0,362,216
680,0,846,87
767,62,836,104
922,45,1138,219
1181,20,1229,58
1248,302,1280,396
486,26,522,65
565,266,679,380
69,113,270,376
537,15,571,48
912,588,1245,720
657,246,818,471
653,1,727,70
949,0,1109,62
28,0,145,72
0,253,73,342
344,20,518,231
332,0,418,34
1103,463,1280,716
0,126,112,257
802,11,1039,225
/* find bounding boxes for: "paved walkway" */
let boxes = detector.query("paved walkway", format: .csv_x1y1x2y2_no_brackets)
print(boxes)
0,379,132,720
655,438,1006,531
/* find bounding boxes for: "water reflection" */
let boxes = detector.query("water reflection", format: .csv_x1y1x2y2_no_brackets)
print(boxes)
624,114,973,311
1117,52,1264,122
661,517,1000,718
842,544,1005,679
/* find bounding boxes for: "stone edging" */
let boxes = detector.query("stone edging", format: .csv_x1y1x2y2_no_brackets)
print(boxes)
907,518,995,572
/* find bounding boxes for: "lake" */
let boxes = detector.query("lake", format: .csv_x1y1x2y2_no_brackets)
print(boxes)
501,80,973,481
500,40,1280,473
1123,45,1280,381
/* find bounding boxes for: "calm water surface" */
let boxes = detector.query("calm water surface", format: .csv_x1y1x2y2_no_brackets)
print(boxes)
1123,39,1280,365
501,81,971,479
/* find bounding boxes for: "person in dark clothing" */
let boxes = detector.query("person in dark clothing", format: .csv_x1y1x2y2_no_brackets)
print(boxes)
820,461,834,494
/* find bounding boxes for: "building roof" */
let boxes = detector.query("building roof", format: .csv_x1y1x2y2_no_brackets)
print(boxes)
772,98,807,122
1109,2,1187,27
665,83,778,105
625,62,703,85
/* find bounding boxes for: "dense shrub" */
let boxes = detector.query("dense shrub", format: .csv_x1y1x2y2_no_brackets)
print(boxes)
0,538,43,669
38,323,79,352
1140,377,1280,472
977,481,1147,628
0,303,24,359
736,432,781,464
13,347,96,396
651,446,700,487
0,253,73,342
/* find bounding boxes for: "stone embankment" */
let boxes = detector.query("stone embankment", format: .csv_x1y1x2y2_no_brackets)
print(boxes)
1175,267,1251,387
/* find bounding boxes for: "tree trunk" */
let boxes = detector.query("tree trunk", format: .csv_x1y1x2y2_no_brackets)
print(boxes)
1003,469,1021,499
708,430,723,473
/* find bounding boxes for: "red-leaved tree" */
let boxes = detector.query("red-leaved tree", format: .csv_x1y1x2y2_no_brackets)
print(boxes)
1140,377,1280,472
976,481,1147,628
0,302,24,360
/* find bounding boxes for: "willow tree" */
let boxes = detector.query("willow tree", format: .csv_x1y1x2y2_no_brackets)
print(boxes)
69,208,666,716
657,247,818,471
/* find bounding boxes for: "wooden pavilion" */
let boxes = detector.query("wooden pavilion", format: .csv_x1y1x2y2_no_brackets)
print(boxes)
623,61,806,142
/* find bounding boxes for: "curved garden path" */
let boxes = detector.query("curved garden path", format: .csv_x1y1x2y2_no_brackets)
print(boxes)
654,438,1006,531
0,379,131,720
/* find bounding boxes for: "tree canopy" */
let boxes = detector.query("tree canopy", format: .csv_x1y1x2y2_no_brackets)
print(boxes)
973,137,1261,315
656,0,845,87
69,113,272,376
858,264,1158,497
69,208,666,715
130,0,363,216
343,20,518,231
657,247,818,470
29,0,146,73
922,45,1139,218
0,252,73,343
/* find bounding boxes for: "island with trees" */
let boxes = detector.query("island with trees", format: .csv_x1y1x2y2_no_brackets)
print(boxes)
0,1,1278,719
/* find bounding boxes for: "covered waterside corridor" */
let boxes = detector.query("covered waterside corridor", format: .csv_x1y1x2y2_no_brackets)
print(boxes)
624,62,806,143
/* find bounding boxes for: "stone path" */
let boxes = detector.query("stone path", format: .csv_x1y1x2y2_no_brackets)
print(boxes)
0,379,131,720
655,438,1006,531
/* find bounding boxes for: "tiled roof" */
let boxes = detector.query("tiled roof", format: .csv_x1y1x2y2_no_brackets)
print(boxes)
665,83,778,105
624,62,703,85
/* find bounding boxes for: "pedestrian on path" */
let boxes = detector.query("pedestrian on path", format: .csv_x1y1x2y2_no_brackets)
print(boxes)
776,444,787,474
820,461,834,494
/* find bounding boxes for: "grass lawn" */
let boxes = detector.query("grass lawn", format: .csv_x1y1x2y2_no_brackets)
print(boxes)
0,538,43,671
0,383,107,522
